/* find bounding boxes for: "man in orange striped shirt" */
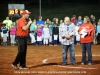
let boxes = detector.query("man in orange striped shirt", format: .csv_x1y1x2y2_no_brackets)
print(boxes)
11,10,32,69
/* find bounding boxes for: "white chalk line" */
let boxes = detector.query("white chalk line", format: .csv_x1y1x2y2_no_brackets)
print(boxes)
42,55,100,70
53,65,97,70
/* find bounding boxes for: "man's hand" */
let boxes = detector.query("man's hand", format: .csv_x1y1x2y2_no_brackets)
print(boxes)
79,32,82,35
28,20,32,25
22,20,32,30
69,33,73,37
65,35,71,40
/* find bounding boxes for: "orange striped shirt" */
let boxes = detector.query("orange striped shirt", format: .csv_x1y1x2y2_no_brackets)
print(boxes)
16,18,28,36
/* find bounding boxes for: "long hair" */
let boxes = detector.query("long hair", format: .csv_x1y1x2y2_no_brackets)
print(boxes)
84,16,91,23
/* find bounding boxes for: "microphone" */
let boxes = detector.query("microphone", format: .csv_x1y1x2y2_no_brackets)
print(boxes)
29,18,32,21
28,18,32,25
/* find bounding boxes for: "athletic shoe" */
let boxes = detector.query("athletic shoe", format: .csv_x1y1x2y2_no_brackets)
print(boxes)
11,64,18,69
19,66,29,69
88,63,92,66
81,63,84,65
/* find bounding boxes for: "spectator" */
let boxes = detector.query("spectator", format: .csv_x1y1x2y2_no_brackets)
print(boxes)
3,16,12,30
3,17,13,42
93,23,97,45
74,16,83,25
29,21,37,45
46,18,50,25
1,24,8,46
51,21,54,30
60,19,63,24
42,25,50,46
33,19,36,23
53,24,59,46
48,25,53,46
54,18,59,26
90,15,94,23
36,25,42,46
91,16,97,25
36,16,44,29
47,21,53,30
71,15,77,23
10,23,16,46
97,21,100,44
33,19,37,29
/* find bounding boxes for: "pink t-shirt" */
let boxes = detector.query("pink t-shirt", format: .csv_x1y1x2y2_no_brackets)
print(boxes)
10,27,16,35
36,28,42,37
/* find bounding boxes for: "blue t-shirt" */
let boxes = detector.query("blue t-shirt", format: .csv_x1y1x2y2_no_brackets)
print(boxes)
97,25,100,33
36,20,44,25
74,20,83,26
1,27,8,34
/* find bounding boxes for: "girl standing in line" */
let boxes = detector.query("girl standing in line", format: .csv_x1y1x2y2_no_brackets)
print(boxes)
42,25,50,46
10,23,16,46
36,25,42,46
53,24,59,46
1,24,8,46
30,21,37,45
48,25,53,46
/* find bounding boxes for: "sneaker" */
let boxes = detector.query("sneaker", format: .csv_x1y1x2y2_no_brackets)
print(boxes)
49,44,53,46
54,45,57,46
46,44,48,46
81,63,84,65
88,63,92,66
11,64,19,69
19,66,29,69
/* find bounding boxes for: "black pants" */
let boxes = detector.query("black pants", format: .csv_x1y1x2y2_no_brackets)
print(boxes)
13,36,27,67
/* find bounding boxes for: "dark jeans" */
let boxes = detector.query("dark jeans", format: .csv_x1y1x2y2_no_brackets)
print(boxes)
61,43,76,64
13,36,27,67
54,40,57,45
81,42,92,63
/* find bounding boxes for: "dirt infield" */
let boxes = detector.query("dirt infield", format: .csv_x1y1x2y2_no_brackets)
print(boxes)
0,44,100,75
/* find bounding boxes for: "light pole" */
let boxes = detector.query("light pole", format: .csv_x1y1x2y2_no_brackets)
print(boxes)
39,0,41,16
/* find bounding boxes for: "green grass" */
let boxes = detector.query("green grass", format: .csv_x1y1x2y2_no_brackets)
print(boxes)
0,3,100,22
